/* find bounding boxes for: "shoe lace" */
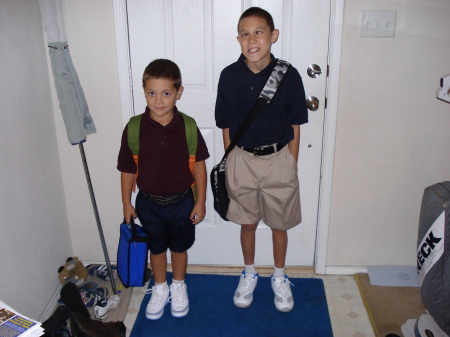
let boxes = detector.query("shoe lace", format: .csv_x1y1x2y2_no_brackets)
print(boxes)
274,277,294,297
146,287,166,305
237,272,257,293
97,297,108,308
169,284,186,304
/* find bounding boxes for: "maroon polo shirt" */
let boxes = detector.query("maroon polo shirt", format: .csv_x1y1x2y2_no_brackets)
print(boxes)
117,107,209,196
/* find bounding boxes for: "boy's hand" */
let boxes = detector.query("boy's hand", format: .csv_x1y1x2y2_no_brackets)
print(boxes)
191,160,207,225
123,203,137,224
190,202,206,225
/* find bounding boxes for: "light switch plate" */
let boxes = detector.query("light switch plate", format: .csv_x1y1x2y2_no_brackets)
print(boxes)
359,10,397,38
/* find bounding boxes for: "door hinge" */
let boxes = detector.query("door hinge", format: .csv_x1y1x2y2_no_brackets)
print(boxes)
324,97,328,109
326,65,330,77
128,68,133,89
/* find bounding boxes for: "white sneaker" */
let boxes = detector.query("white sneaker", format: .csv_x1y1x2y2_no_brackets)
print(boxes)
169,283,189,318
94,295,120,319
271,275,294,312
233,271,259,308
145,284,169,320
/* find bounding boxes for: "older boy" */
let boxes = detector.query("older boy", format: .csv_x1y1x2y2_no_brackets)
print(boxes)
118,59,209,319
215,7,308,312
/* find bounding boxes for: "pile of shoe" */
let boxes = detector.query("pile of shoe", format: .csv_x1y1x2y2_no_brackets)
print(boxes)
56,261,123,322
57,282,125,337
85,265,121,320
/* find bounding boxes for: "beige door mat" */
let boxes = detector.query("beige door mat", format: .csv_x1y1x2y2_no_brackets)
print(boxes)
355,273,426,337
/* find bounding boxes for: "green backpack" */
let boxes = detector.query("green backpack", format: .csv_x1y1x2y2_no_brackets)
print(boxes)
127,112,198,200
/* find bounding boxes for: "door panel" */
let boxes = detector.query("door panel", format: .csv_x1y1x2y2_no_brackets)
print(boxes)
127,0,330,266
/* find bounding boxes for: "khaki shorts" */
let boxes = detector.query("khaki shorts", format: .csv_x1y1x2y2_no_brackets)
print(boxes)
225,145,301,230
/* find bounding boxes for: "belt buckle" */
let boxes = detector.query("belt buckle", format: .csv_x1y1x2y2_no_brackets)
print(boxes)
254,144,273,156
253,148,263,156
155,197,168,205
252,145,264,156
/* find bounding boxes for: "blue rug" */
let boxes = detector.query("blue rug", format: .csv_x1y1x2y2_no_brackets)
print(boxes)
130,273,333,337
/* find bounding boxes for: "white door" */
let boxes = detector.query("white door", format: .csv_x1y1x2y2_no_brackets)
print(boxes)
125,0,330,266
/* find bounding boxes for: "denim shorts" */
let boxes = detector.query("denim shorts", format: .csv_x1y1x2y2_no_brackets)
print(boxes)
136,188,195,254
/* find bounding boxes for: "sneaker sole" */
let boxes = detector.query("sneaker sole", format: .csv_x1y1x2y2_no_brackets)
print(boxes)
171,304,189,318
274,303,294,312
95,301,120,320
233,297,252,308
146,302,168,320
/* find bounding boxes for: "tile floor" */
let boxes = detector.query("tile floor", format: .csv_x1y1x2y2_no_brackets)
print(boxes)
123,274,375,337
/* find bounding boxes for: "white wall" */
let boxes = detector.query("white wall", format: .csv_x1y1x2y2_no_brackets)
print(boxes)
0,1,72,319
49,0,124,262
327,0,450,267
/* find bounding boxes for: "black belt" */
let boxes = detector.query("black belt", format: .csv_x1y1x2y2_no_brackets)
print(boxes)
240,144,284,156
141,189,188,205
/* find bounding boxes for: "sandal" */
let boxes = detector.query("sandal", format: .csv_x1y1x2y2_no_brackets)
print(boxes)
80,282,98,292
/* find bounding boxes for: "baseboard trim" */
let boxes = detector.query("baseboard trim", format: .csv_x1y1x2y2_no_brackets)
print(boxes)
185,265,368,276
81,260,368,276
40,284,62,322
324,266,368,275
184,264,315,277
81,260,113,266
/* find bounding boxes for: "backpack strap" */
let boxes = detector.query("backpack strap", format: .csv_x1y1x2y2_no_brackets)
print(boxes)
180,112,198,157
126,112,199,200
127,114,142,156
179,112,198,202
127,114,142,192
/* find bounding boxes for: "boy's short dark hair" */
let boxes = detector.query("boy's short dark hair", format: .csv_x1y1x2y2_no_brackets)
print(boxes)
142,59,182,90
238,7,275,32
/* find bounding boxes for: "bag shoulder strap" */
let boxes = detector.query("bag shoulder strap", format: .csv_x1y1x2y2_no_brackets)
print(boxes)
127,114,142,192
259,59,291,104
127,114,142,156
179,111,198,156
179,111,198,201
222,59,292,161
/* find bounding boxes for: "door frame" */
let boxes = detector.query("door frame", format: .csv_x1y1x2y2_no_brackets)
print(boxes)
112,0,344,274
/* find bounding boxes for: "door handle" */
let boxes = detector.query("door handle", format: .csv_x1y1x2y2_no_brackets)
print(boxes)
307,64,322,78
306,96,319,111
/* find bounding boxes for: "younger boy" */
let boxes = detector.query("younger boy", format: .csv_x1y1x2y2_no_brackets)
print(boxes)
215,7,308,312
118,59,209,319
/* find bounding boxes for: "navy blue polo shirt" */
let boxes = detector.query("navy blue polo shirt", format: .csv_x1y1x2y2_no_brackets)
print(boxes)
215,54,308,148
117,107,210,196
